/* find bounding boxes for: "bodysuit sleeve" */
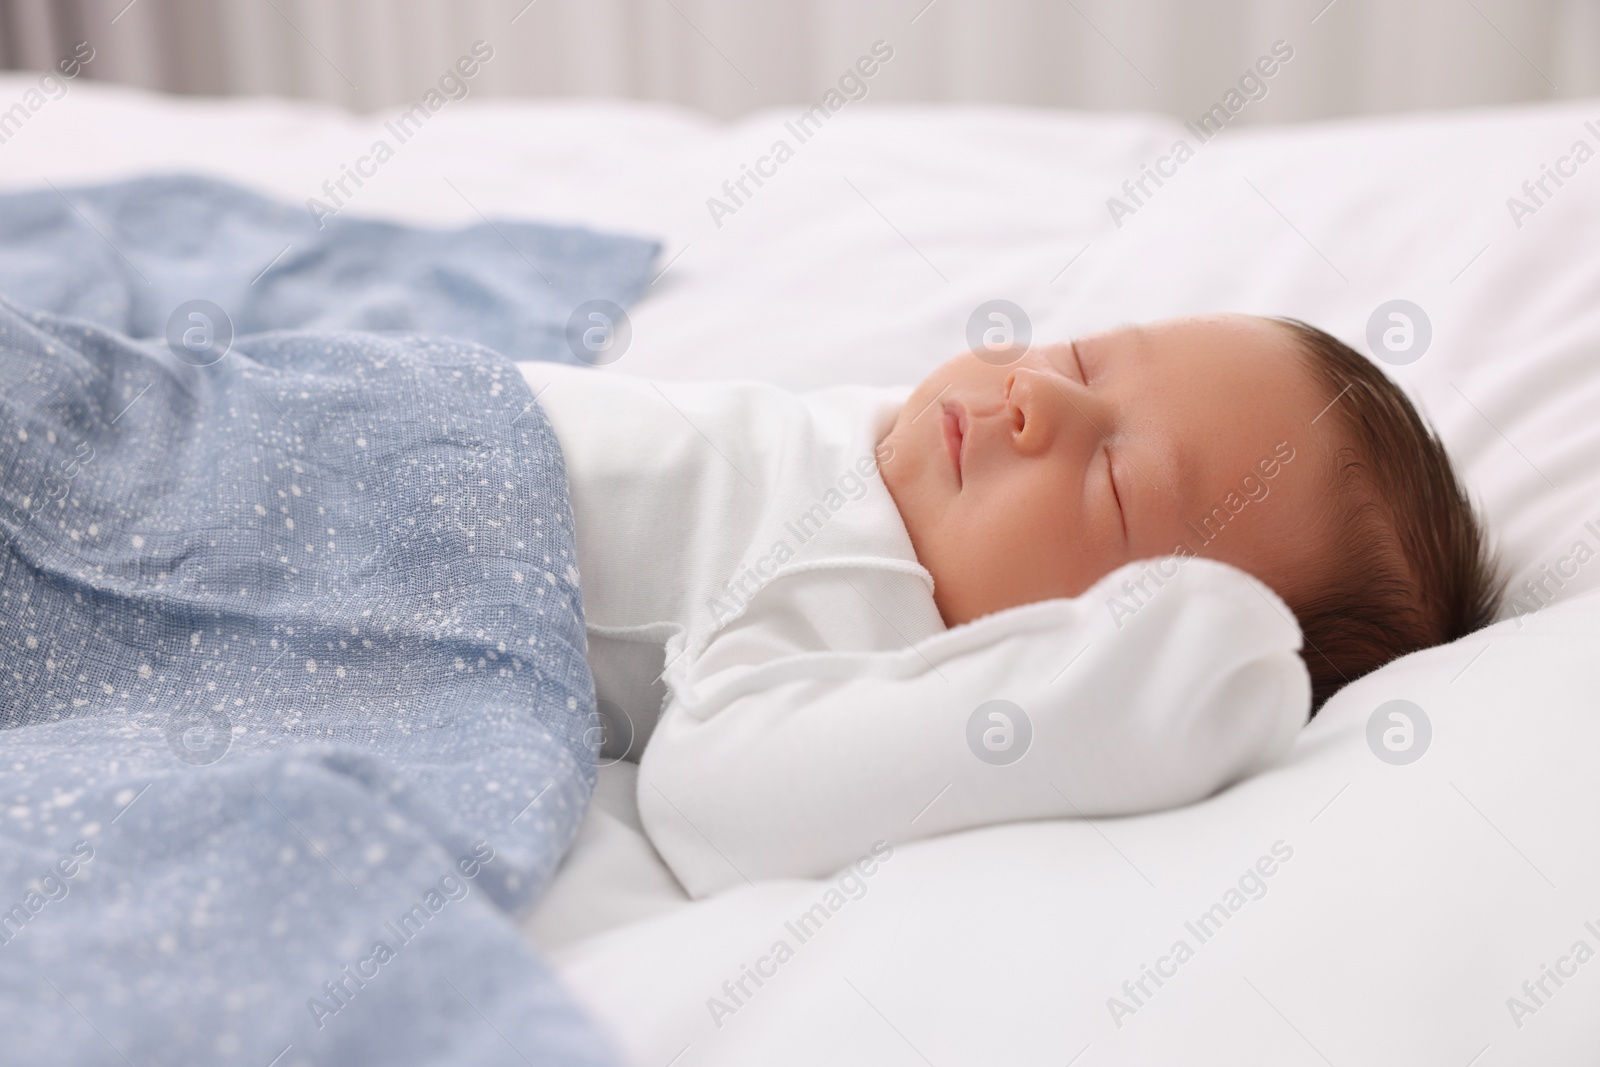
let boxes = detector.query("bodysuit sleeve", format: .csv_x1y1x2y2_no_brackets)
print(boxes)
636,556,1311,898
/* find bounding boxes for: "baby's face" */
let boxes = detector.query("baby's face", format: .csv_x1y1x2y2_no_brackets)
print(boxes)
879,313,1336,626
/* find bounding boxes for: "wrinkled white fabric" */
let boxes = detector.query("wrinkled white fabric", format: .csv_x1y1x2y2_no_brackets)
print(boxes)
520,361,1310,898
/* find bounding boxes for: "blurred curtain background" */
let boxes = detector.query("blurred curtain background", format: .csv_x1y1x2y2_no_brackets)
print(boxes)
1,0,1596,121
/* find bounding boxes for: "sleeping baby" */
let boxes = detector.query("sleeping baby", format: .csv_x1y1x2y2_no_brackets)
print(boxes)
518,312,1500,897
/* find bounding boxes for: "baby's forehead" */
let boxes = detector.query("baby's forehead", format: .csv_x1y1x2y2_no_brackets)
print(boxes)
1139,312,1298,352
1115,316,1322,408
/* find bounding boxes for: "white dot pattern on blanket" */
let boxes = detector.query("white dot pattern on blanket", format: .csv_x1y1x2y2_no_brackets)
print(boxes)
0,299,612,1065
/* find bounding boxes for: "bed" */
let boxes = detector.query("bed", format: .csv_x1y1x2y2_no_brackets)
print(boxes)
4,74,1598,1065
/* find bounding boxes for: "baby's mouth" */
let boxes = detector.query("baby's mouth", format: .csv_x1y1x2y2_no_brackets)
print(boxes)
942,401,967,486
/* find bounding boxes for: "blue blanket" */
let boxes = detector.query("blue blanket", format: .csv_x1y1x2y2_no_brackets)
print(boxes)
0,173,657,362
0,177,659,1066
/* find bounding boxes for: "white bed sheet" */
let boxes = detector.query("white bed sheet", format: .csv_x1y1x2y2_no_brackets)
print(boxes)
520,762,689,950
6,76,1600,1065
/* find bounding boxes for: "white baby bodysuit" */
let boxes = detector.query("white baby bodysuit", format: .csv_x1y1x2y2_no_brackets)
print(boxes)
518,361,1311,899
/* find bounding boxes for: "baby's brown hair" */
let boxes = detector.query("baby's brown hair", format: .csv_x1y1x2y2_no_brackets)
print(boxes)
1273,318,1503,714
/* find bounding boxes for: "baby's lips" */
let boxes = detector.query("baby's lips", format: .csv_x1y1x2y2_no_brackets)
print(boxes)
941,400,969,481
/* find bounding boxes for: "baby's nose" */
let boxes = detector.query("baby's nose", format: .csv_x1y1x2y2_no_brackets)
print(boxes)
1006,366,1105,456
1003,368,1052,454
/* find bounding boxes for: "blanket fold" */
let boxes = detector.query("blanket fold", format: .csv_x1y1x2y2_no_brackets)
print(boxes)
0,175,655,1067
